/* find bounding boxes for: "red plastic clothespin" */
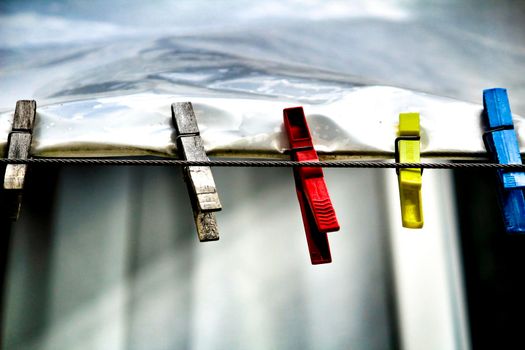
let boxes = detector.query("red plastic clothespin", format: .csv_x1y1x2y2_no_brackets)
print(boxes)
283,107,340,264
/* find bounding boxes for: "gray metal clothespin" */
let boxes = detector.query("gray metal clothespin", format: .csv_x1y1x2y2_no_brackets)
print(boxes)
172,102,222,241
2,100,36,220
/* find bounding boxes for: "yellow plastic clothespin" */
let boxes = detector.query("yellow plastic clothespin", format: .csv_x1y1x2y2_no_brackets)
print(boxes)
396,112,423,228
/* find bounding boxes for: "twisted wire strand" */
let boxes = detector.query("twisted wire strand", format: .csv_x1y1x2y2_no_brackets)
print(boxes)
0,158,524,169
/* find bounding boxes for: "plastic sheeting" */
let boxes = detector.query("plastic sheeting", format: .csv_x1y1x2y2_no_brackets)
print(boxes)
1,1,524,159
1,86,521,159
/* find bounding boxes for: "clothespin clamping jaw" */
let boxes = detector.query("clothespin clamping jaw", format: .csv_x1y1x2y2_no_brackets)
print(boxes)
396,112,424,228
2,100,36,221
283,107,340,264
482,88,525,233
172,102,222,241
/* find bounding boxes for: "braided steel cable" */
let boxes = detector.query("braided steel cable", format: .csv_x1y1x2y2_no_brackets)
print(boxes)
0,157,524,169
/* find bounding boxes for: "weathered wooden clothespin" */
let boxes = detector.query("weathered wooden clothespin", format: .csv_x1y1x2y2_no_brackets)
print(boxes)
2,100,36,221
172,102,222,241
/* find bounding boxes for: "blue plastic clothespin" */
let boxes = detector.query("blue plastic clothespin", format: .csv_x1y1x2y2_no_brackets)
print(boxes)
482,88,525,233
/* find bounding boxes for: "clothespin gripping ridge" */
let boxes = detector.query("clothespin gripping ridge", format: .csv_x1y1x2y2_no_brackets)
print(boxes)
396,112,423,229
2,100,36,221
283,107,340,265
482,88,525,233
172,102,222,241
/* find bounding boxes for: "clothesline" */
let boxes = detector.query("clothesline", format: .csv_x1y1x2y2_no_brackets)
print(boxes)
0,157,524,169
